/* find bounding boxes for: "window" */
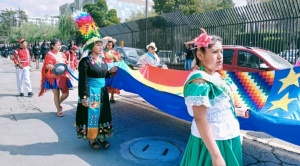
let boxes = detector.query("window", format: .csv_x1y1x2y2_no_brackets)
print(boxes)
237,51,261,69
223,49,234,64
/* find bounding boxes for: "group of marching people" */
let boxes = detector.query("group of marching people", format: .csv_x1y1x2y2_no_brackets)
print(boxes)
11,11,252,166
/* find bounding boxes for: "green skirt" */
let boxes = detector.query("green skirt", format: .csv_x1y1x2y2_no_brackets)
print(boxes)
180,134,243,166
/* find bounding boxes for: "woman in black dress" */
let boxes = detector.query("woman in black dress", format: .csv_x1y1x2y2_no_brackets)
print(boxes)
32,41,41,69
76,37,117,149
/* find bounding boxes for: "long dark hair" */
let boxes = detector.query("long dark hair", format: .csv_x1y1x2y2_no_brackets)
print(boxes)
195,35,223,66
50,38,61,50
106,41,115,49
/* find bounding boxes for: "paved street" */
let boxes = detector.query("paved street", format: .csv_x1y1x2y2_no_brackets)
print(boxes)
0,57,299,166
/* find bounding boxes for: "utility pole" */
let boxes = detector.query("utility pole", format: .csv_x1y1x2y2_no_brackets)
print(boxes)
145,0,148,45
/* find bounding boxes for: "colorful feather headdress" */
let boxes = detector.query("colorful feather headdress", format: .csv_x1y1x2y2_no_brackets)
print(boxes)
73,11,107,51
73,11,101,40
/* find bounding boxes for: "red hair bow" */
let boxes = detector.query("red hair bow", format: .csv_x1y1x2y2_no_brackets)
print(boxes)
194,28,212,48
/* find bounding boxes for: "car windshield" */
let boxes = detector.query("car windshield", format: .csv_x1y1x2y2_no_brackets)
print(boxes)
123,48,144,58
254,49,293,69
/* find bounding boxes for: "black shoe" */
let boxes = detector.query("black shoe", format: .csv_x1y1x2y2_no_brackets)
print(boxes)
28,92,34,97
20,93,24,97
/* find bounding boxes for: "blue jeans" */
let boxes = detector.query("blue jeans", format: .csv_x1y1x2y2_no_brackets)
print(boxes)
185,59,193,70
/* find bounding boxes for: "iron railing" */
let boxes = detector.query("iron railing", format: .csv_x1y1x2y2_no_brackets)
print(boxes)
100,0,300,70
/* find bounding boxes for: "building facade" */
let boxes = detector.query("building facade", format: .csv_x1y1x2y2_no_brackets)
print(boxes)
28,15,59,26
59,0,153,22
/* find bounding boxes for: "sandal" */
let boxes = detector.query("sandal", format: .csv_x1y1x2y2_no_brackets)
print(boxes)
57,106,63,117
110,99,116,103
89,140,101,149
98,139,110,149
57,111,63,117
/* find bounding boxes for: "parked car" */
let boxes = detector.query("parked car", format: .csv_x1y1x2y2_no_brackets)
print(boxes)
222,45,293,72
115,46,168,69
278,49,299,64
157,50,172,63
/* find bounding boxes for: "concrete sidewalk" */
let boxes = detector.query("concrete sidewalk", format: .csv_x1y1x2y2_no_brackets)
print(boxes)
0,57,300,166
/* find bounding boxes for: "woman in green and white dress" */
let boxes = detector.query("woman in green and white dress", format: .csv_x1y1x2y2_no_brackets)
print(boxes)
181,29,250,166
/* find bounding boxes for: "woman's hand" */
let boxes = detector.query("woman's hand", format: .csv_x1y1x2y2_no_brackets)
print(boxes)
81,99,89,107
47,64,55,70
212,155,226,166
109,66,118,75
235,107,250,118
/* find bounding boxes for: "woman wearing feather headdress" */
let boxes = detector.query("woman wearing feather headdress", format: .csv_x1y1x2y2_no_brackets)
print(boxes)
74,12,117,149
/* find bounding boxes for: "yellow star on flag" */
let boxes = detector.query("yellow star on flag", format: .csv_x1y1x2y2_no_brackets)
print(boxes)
267,93,297,113
278,68,300,93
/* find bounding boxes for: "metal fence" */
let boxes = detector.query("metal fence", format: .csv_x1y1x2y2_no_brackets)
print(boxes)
100,0,300,70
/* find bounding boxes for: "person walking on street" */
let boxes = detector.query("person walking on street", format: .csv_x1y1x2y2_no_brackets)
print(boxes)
181,28,250,166
74,12,116,149
183,43,194,70
41,40,50,62
11,38,34,97
65,45,79,71
38,38,72,117
32,41,41,69
103,36,121,103
68,40,76,51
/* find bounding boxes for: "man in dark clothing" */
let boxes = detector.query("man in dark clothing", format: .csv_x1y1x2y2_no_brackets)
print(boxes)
183,43,194,70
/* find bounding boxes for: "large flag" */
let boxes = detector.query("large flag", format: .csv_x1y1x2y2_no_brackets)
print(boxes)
69,61,300,146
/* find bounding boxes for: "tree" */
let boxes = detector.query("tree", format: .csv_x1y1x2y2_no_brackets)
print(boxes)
83,0,120,28
9,23,59,43
16,8,28,27
57,11,77,42
217,0,235,9
198,0,235,13
153,0,235,15
107,9,119,24
153,0,201,15
126,10,157,22
0,9,28,43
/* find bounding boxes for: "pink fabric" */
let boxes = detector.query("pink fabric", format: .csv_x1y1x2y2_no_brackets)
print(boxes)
295,60,300,66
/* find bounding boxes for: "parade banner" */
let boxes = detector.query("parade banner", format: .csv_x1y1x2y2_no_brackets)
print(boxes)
70,61,300,146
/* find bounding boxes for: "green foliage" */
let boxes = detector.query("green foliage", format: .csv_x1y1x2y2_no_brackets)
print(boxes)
153,0,200,15
199,0,235,13
107,9,120,24
9,23,59,43
153,0,235,15
126,10,157,22
83,0,120,28
57,12,77,42
0,9,28,43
